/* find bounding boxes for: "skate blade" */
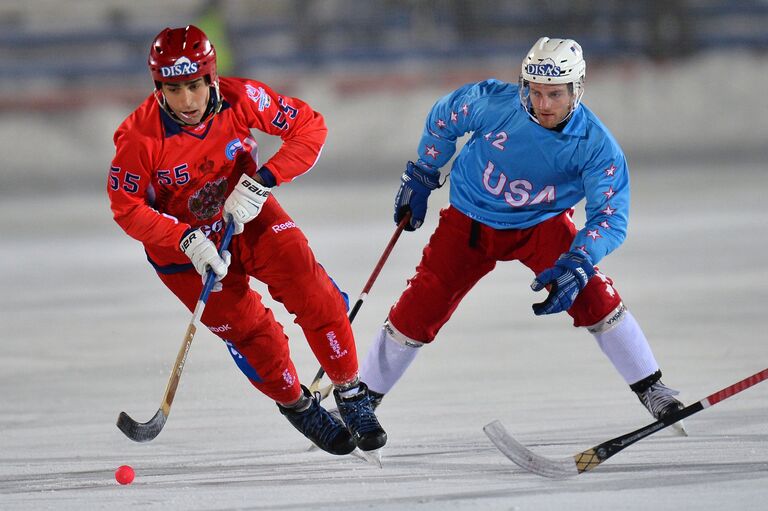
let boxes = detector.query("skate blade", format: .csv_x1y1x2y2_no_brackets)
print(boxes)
670,419,688,437
305,444,382,466
351,447,382,467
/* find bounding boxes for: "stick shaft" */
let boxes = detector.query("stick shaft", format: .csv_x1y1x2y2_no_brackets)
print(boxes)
117,220,235,442
486,367,768,478
704,368,768,407
160,323,196,416
160,221,235,411
576,367,768,472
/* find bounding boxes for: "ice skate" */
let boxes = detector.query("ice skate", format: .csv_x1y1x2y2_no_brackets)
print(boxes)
334,382,388,452
278,385,356,455
631,372,688,436
307,389,385,459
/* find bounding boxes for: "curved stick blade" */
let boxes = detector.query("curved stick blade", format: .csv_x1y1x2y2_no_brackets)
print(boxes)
117,409,167,443
484,420,578,479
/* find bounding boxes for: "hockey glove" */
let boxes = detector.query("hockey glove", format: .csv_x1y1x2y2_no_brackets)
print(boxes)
394,161,441,231
531,250,595,316
180,228,231,291
224,173,271,235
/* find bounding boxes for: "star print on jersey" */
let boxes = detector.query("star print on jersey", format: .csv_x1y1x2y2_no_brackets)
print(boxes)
436,119,447,129
425,144,440,159
600,220,610,229
450,111,458,122
604,163,617,177
601,204,616,216
461,104,469,116
603,186,615,200
587,229,602,241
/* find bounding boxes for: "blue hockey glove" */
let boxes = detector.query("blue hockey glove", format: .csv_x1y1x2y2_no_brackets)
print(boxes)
394,161,442,231
531,250,595,316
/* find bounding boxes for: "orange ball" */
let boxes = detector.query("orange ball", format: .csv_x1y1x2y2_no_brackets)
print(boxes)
115,464,135,485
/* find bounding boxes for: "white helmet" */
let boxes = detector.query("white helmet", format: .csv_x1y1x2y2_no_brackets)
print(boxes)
519,37,586,124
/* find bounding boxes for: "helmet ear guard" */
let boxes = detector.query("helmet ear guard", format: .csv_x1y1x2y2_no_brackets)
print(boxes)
519,37,586,125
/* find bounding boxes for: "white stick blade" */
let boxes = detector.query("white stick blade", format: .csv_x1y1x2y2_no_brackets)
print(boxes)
484,420,578,479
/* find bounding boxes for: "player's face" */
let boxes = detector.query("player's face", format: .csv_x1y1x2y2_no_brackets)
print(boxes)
528,82,573,129
161,78,210,125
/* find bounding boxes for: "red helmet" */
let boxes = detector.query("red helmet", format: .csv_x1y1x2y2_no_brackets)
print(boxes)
148,25,217,86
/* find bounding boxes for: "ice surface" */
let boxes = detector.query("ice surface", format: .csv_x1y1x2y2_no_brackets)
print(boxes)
1,164,766,510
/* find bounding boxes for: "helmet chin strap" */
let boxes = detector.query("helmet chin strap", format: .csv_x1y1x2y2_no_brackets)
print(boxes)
153,82,223,127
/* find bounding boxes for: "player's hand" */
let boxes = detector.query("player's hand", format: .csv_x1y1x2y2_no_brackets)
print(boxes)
394,161,441,231
224,173,271,235
180,228,231,291
531,250,595,315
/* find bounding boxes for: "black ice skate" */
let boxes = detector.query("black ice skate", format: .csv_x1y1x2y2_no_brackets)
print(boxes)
334,382,387,451
278,385,356,455
630,370,687,435
329,388,383,419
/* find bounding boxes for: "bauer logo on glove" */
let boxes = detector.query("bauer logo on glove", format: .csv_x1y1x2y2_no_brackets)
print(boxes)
180,231,199,252
224,173,272,234
242,179,271,197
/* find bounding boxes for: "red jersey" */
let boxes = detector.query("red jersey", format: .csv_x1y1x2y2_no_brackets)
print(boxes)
108,77,327,267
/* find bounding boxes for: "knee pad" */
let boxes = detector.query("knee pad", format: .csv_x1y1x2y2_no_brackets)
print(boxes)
585,302,627,334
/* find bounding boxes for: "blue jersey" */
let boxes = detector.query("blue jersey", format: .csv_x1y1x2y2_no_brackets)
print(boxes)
414,79,629,264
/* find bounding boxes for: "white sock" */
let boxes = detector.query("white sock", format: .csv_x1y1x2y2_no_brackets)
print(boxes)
592,309,659,385
337,385,361,398
360,321,423,395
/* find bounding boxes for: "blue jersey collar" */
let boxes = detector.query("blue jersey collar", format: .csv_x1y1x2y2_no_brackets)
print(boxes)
561,105,586,137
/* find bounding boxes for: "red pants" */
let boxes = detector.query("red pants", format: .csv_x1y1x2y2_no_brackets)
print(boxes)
389,206,622,342
158,197,357,404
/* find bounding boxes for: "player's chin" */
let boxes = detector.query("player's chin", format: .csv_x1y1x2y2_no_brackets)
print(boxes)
537,115,559,128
